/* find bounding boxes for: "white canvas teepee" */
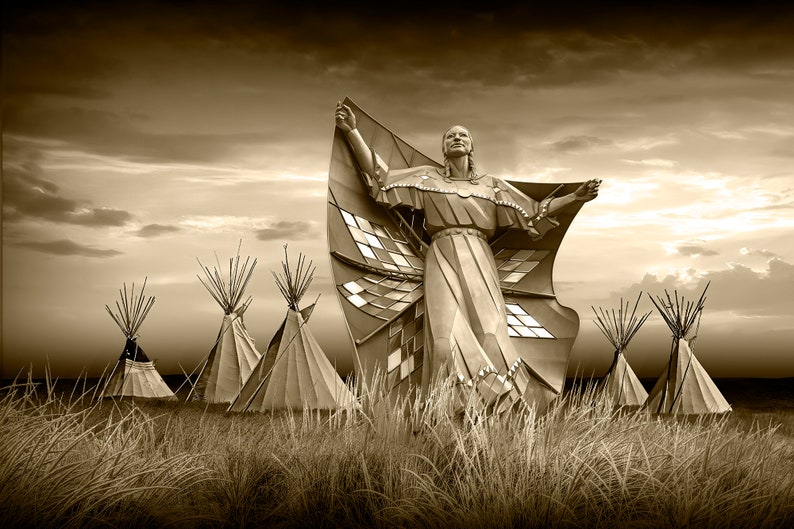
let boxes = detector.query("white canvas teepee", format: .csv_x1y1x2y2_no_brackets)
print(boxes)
592,293,650,407
190,247,262,403
645,284,731,415
229,248,357,412
102,279,176,400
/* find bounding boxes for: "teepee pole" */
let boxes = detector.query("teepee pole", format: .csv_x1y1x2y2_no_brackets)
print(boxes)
592,292,650,405
103,277,163,400
192,241,259,401
197,241,258,315
233,246,320,412
647,282,711,413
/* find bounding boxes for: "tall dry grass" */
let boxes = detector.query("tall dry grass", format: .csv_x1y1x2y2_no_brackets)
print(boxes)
1,371,792,528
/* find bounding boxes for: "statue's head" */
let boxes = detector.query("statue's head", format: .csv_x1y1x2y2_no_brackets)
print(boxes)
442,125,474,159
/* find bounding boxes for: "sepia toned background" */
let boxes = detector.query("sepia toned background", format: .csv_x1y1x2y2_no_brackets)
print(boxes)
3,2,793,379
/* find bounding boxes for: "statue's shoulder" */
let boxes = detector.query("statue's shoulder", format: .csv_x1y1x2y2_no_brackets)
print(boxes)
386,165,445,185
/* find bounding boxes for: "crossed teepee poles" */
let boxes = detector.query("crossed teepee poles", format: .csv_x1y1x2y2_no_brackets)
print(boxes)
592,284,729,415
102,279,175,400
644,282,730,414
187,242,261,403
592,293,651,407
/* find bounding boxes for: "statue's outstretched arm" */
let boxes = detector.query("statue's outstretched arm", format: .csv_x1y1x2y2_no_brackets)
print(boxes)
547,179,601,214
335,102,378,179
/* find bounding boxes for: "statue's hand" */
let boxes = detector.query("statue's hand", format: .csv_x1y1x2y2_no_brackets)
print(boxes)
574,179,601,202
335,102,356,132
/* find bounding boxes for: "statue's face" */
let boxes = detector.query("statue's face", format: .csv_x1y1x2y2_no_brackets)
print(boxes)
443,126,473,158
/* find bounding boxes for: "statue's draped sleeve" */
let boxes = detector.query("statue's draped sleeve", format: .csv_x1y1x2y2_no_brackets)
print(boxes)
361,154,427,211
492,177,560,240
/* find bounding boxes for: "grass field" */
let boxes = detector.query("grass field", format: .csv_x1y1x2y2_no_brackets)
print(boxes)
1,372,792,529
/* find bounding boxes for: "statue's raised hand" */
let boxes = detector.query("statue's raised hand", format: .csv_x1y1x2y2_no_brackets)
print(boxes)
574,179,601,202
335,102,356,133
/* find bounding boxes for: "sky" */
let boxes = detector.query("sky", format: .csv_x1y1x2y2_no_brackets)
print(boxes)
3,2,794,380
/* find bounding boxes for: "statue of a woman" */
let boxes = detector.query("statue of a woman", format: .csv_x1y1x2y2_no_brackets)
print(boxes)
334,101,599,408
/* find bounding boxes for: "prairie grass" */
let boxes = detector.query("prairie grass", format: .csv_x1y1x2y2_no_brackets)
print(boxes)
1,371,792,528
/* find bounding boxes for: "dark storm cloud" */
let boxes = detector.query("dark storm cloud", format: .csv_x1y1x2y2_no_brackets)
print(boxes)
6,3,794,97
609,257,794,316
255,221,316,241
15,239,123,258
3,31,119,100
5,2,794,171
674,243,720,257
550,136,612,153
184,3,794,84
134,224,181,238
3,154,134,226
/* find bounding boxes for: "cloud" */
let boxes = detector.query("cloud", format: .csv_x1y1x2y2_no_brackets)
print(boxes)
550,135,612,152
255,221,316,241
703,258,794,315
214,4,794,86
740,247,779,258
179,215,266,232
3,107,277,165
622,158,677,168
3,31,119,100
770,139,794,159
6,3,794,179
134,224,181,238
67,207,133,226
673,242,720,257
6,3,794,103
3,154,134,226
15,239,123,258
607,257,794,317
752,200,794,212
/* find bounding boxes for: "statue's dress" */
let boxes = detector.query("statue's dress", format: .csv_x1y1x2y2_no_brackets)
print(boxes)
362,160,559,402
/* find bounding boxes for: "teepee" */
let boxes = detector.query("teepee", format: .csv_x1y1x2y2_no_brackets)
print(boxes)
592,293,650,407
189,247,262,403
645,283,731,414
101,279,176,400
229,247,356,412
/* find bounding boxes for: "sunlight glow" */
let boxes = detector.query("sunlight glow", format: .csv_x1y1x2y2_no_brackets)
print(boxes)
179,215,265,231
144,273,197,286
621,158,677,167
614,134,679,151
644,267,706,288
41,148,236,175
702,129,746,140
274,172,327,182
509,166,572,182
746,125,794,137
593,179,659,205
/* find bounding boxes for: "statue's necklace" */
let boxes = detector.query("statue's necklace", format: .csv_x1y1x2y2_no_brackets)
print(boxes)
444,173,482,185
445,176,483,198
